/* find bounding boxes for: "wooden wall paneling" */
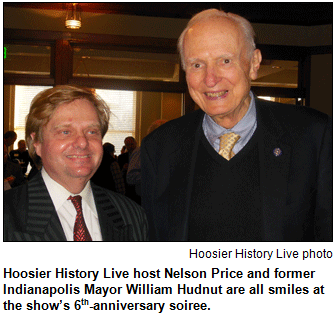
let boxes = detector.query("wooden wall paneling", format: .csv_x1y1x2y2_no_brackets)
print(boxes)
54,40,73,85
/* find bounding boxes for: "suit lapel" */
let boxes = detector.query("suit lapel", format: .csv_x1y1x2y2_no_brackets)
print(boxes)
256,100,292,241
92,184,132,241
23,174,131,241
26,172,66,241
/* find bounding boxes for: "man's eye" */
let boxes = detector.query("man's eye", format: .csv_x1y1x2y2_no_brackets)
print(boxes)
88,130,100,135
224,59,230,64
193,63,202,69
61,130,70,135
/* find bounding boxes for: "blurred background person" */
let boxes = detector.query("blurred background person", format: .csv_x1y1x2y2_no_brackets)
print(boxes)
91,142,125,195
108,143,118,161
127,119,167,203
118,136,138,202
4,143,25,190
118,136,137,172
9,139,32,175
4,131,17,159
120,145,126,156
4,130,17,148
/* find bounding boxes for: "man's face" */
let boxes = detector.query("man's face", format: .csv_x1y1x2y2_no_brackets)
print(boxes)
18,141,26,152
34,99,103,189
124,138,136,152
184,18,261,128
6,136,17,147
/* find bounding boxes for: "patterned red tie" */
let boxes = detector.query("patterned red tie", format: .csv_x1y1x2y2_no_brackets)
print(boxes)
68,195,92,241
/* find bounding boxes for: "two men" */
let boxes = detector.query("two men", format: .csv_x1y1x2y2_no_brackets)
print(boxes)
4,85,148,241
4,9,332,242
141,9,332,241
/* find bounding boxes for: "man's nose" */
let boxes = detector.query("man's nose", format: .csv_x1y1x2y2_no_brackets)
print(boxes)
204,66,221,87
73,133,89,148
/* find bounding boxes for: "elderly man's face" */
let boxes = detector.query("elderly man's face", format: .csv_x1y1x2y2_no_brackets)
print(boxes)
34,99,103,190
184,18,261,128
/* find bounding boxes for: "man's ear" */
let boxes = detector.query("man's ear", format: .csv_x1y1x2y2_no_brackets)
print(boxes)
31,133,41,157
249,49,262,80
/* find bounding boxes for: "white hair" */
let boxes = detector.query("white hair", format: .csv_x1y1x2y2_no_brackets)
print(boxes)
178,9,256,69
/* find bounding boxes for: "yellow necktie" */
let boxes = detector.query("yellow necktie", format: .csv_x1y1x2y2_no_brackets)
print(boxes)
219,132,241,160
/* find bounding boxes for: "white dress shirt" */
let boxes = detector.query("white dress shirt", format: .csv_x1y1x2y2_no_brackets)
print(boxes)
41,168,102,241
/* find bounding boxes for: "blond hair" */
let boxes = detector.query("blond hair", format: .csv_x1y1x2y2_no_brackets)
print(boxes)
26,85,110,168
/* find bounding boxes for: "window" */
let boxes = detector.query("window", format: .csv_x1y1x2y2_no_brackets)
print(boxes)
13,86,136,157
14,85,52,150
95,89,136,154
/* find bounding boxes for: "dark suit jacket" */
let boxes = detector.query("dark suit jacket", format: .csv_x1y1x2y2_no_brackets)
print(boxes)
141,98,333,241
4,172,148,241
4,160,26,188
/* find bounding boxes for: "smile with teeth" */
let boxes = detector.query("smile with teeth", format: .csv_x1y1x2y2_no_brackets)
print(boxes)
205,90,228,98
67,155,90,158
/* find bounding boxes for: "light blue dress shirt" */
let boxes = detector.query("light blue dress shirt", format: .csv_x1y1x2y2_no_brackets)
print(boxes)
202,92,257,154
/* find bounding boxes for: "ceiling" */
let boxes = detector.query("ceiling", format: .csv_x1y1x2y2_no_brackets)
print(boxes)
4,2,333,26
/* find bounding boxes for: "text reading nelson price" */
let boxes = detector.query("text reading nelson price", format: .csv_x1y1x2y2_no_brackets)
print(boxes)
4,267,317,281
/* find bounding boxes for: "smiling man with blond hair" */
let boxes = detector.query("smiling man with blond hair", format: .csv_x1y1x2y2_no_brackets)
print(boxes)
4,85,148,241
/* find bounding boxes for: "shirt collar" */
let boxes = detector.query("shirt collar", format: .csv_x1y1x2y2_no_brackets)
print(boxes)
203,91,257,147
41,168,97,215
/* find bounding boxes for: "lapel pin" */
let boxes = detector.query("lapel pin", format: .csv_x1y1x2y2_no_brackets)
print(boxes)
273,148,282,157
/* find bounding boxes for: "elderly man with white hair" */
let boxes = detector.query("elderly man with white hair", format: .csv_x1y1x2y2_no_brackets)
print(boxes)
141,9,332,242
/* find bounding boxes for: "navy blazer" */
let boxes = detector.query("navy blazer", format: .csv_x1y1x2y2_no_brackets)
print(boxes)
4,172,148,241
141,98,333,241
